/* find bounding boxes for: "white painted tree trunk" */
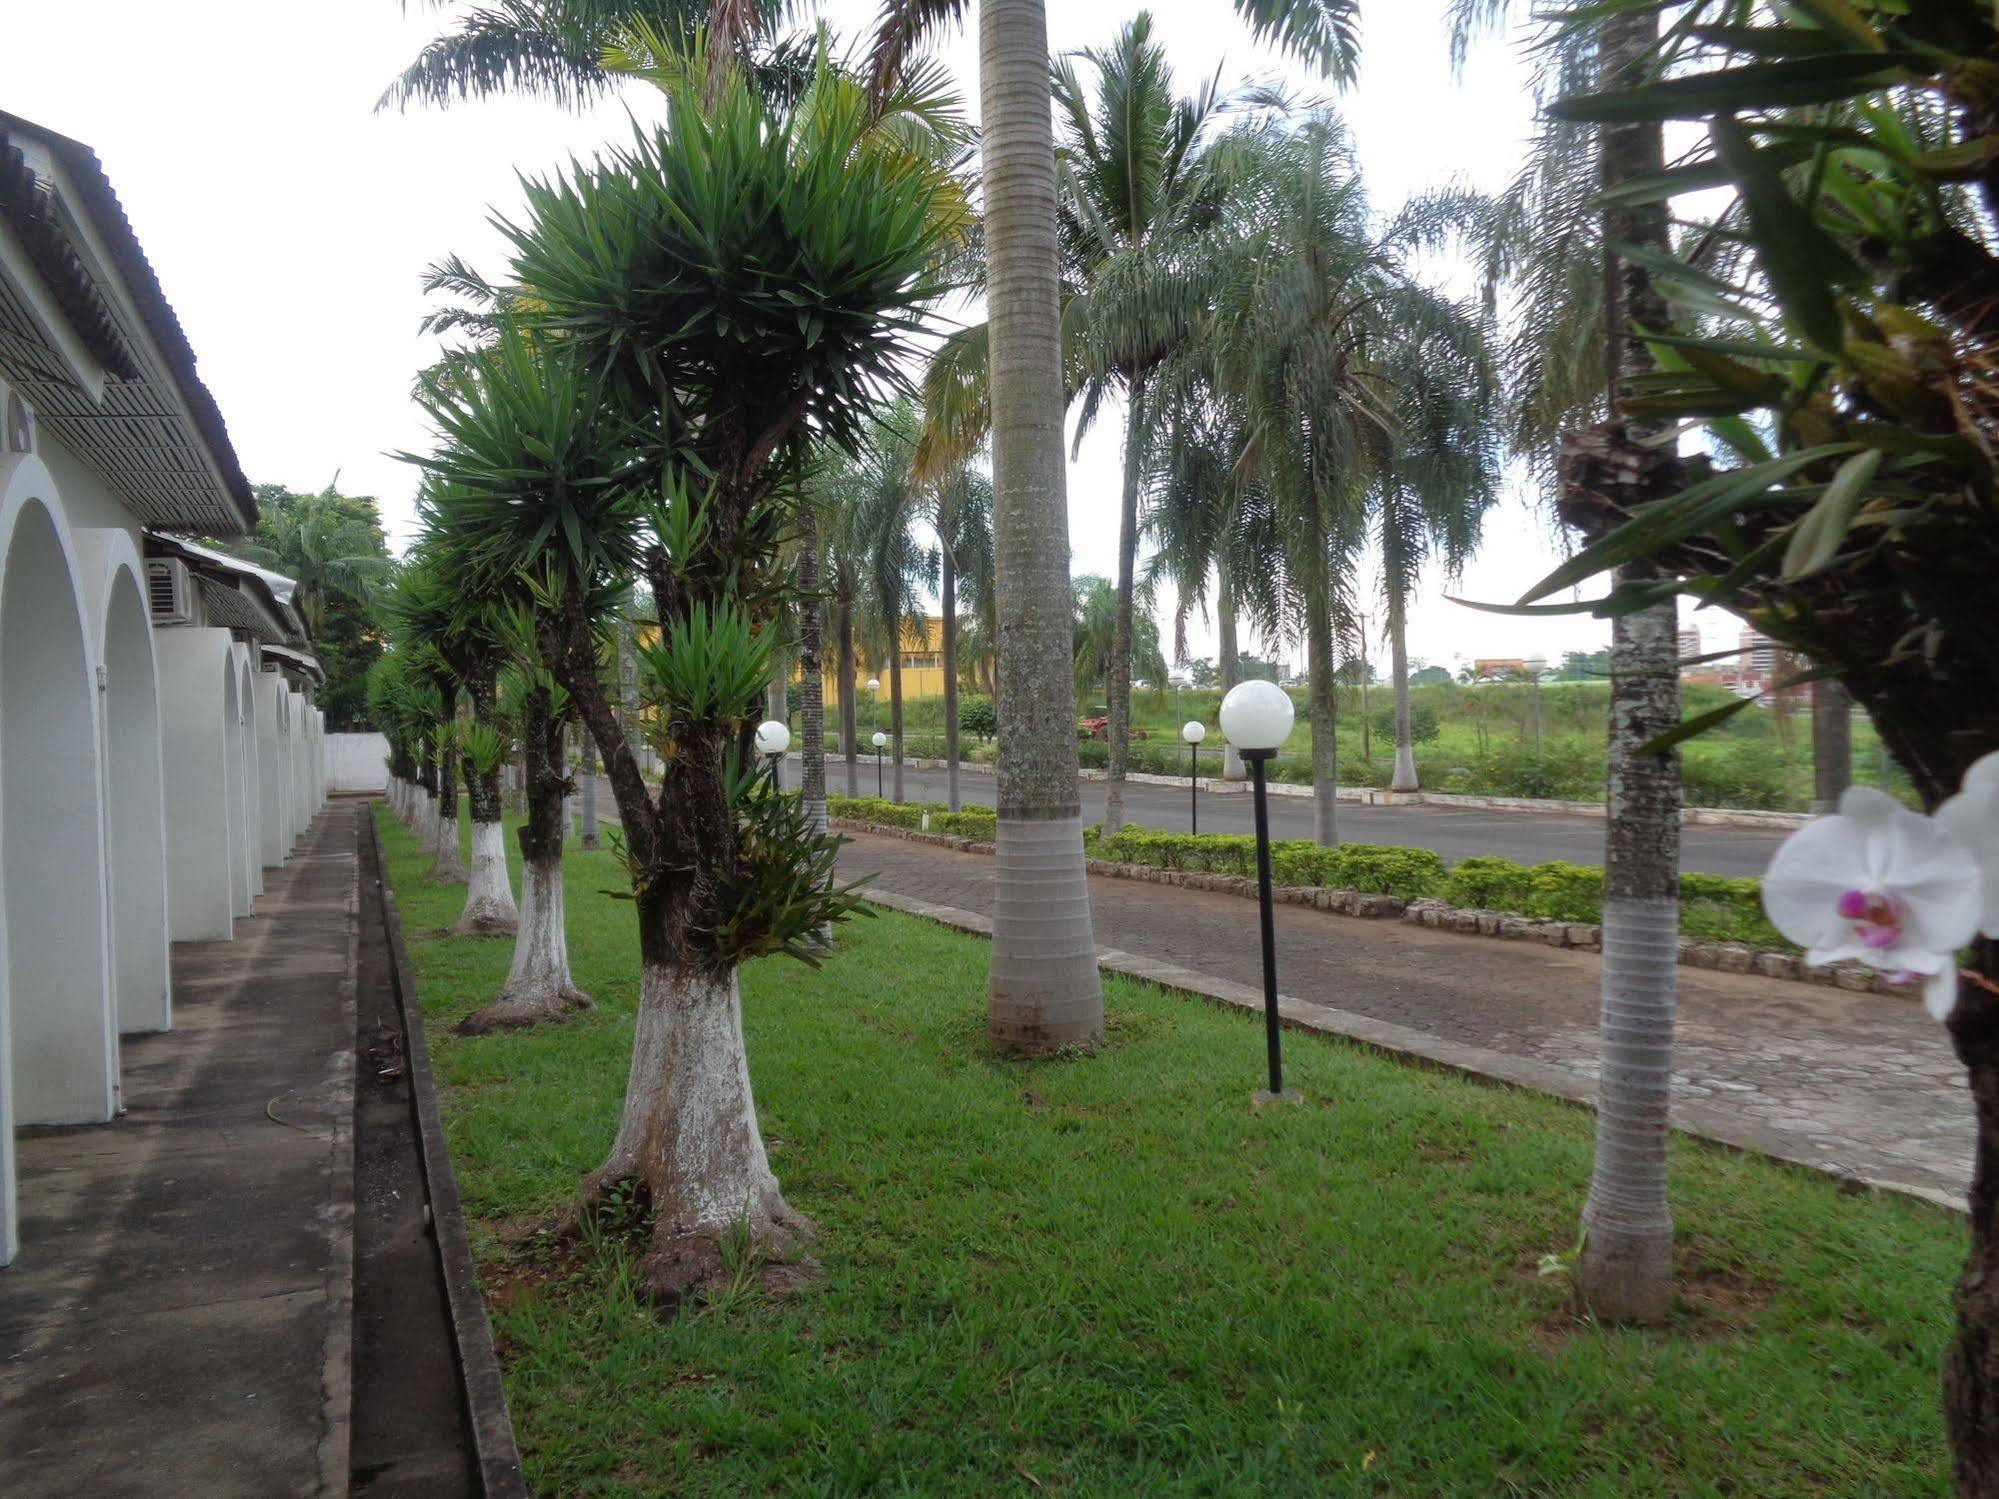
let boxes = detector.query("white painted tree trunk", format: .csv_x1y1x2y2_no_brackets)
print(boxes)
419,793,443,854
594,962,811,1296
1389,598,1419,793
430,802,467,883
454,820,518,935
460,854,590,1032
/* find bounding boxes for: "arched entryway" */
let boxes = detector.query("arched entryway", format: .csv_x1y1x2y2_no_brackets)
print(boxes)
0,459,116,1263
99,563,169,1035
257,671,290,868
235,652,260,903
221,659,246,918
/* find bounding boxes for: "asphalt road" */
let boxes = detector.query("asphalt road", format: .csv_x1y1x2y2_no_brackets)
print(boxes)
802,760,1789,878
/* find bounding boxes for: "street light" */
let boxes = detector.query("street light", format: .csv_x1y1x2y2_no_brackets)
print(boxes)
872,728,887,798
1181,719,1206,835
1220,679,1297,1103
866,675,881,730
1522,655,1551,795
755,719,790,789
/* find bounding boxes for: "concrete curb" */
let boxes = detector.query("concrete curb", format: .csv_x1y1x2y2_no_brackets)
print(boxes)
859,886,1966,1216
802,752,1808,829
828,817,1913,1001
369,812,531,1499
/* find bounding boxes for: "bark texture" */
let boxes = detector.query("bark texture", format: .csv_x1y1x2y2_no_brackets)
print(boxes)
980,0,1103,1050
889,630,905,803
455,818,519,936
1306,609,1339,847
836,597,859,797
799,507,828,841
942,545,961,813
430,742,467,883
1554,4,1688,1327
580,732,600,849
1103,377,1145,835
1811,676,1852,815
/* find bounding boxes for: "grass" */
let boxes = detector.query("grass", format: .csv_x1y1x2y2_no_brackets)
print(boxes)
379,805,1961,1496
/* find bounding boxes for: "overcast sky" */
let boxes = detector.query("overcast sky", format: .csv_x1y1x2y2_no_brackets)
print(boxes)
2,0,1719,673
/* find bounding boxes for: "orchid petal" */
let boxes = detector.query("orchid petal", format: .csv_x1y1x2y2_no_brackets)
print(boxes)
1925,968,1961,1023
1940,783,1999,939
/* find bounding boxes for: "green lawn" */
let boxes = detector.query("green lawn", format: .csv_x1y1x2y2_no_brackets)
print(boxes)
379,806,1960,1496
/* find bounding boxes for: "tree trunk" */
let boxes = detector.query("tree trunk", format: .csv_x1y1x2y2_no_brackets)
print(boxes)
430,733,467,883
1307,606,1339,847
942,547,961,813
979,0,1103,1050
580,731,600,850
764,665,787,790
586,961,813,1299
1811,675,1851,815
417,746,442,855
461,692,589,1032
889,629,906,803
1945,938,1999,1494
1218,557,1244,780
1575,3,1682,1327
1389,586,1419,793
837,597,859,797
1103,374,1146,836
455,723,518,935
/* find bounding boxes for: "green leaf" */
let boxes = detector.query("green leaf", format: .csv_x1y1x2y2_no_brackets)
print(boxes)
1780,447,1881,579
1550,54,1921,124
1710,115,1864,351
1632,694,1760,757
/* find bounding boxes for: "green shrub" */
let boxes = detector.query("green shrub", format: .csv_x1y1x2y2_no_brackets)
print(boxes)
933,809,996,840
1369,701,1440,746
827,795,930,830
958,695,996,740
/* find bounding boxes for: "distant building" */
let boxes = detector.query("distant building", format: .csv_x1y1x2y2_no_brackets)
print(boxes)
1472,658,1526,681
1733,628,1781,692
810,616,952,706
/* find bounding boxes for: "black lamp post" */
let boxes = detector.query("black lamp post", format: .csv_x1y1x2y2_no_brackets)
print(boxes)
1220,679,1297,1102
1181,718,1206,835
872,729,887,798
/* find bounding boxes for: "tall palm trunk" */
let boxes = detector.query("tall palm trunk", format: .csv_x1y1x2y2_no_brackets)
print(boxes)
1388,585,1419,793
417,742,442,853
1103,374,1145,835
1810,676,1851,814
461,690,590,1033
837,596,859,796
942,545,961,812
980,0,1103,1049
1217,556,1244,780
1306,605,1339,847
1574,5,1682,1326
889,630,906,802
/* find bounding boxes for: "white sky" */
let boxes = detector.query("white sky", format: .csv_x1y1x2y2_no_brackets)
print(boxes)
2,0,1714,673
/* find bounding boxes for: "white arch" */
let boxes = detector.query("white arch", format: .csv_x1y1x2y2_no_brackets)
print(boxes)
156,625,240,942
255,667,291,869
232,647,261,904
0,454,117,1265
220,659,248,919
288,689,309,844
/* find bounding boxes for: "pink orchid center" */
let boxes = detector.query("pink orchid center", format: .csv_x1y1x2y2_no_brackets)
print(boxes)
1836,888,1905,950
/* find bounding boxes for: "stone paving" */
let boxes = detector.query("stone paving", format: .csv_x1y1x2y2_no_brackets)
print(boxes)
835,830,1974,1203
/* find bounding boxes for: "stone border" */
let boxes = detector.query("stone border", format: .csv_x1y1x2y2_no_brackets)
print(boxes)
368,812,531,1499
802,752,1806,829
859,885,1966,1216
830,816,1913,1000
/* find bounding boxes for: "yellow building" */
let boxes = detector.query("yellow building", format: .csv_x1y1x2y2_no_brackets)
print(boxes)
809,616,950,706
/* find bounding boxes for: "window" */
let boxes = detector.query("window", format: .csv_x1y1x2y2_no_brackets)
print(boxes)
903,654,940,670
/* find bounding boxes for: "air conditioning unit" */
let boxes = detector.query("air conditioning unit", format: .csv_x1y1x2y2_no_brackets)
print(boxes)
146,559,195,626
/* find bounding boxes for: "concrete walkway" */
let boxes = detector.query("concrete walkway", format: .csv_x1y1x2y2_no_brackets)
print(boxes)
0,804,359,1497
836,830,1974,1204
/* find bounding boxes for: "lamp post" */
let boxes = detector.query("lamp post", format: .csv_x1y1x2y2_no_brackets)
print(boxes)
1522,655,1550,795
1181,719,1206,835
1220,679,1297,1103
867,675,880,731
872,729,887,798
755,719,790,789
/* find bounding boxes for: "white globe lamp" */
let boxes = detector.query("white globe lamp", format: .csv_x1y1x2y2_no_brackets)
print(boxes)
1219,679,1294,754
754,720,791,757
1181,720,1206,745
871,730,887,749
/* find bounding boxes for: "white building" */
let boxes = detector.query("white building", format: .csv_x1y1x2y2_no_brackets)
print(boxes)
0,111,326,1264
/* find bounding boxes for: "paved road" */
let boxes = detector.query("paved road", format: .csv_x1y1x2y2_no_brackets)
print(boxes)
836,830,1971,1198
805,760,1790,878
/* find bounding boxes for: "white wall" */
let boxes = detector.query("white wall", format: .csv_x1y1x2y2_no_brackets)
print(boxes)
156,628,238,942
327,732,389,792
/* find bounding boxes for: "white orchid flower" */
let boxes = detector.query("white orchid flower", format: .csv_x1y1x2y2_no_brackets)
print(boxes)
1763,785,1981,1020
1939,751,1999,942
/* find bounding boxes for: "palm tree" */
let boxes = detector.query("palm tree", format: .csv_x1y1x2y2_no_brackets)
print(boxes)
846,411,936,804
233,481,393,641
1052,13,1266,834
870,0,1358,1047
930,459,993,811
1457,0,1683,1323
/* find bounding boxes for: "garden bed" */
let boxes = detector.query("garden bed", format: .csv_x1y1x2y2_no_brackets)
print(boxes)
377,807,1956,1495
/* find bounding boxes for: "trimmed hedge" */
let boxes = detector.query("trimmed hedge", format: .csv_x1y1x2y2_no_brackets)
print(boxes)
827,796,997,843
1089,827,1447,897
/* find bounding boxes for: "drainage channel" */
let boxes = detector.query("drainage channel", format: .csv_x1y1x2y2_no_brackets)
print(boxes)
349,810,478,1495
